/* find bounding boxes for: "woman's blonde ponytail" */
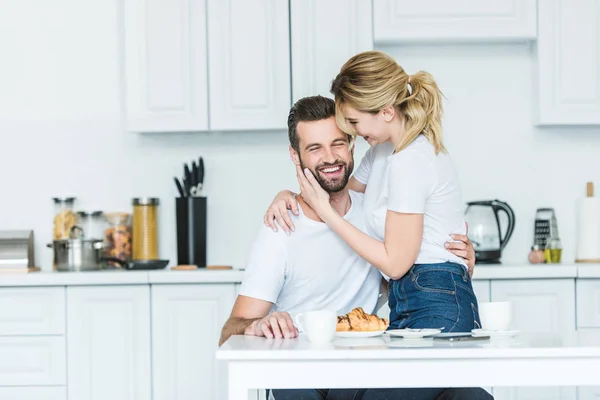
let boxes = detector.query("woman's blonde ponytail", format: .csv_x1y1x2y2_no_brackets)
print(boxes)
398,71,445,154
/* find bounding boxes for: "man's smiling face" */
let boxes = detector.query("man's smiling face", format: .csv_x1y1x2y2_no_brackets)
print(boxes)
294,116,354,193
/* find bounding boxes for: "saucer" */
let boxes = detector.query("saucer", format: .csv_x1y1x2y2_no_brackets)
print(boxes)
335,330,385,338
386,328,442,339
472,328,520,337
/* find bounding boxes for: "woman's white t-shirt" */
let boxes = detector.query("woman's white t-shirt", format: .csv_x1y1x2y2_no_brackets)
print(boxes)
353,135,467,267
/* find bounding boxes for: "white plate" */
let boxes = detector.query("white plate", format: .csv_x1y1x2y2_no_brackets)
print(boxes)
471,329,520,337
335,330,385,338
386,328,442,339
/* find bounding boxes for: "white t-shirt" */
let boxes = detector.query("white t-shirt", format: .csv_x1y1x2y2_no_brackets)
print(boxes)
353,135,467,267
239,191,382,319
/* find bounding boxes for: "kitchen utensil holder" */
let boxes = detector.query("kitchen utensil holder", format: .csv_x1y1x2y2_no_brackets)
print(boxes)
175,197,207,268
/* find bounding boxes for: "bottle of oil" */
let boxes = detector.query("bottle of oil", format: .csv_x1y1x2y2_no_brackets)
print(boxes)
544,237,562,263
544,212,562,263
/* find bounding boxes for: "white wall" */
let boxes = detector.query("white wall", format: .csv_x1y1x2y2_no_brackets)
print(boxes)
1,2,599,270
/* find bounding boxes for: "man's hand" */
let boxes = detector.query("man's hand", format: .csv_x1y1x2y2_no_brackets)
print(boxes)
245,311,299,339
446,223,476,278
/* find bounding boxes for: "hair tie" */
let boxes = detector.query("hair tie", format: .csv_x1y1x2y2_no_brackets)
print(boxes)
406,74,413,95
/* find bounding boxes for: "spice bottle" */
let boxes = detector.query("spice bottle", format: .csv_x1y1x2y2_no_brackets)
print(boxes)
132,198,159,260
528,245,544,264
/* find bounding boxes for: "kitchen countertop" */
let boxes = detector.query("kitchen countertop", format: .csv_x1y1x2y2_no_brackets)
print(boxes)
471,264,578,279
0,264,599,287
0,269,245,287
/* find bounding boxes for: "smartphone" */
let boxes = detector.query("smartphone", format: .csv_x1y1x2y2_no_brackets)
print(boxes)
433,333,490,342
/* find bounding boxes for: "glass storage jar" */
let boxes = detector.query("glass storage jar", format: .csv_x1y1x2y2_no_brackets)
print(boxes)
77,211,104,240
104,212,132,265
52,197,77,240
132,198,159,260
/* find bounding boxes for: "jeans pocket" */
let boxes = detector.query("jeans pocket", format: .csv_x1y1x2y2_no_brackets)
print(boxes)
412,270,456,295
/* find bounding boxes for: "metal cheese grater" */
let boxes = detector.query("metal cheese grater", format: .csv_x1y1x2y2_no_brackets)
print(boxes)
534,208,557,248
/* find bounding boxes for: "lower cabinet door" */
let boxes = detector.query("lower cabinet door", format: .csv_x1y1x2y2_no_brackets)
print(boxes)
151,284,236,400
66,286,151,400
0,386,66,400
0,336,65,386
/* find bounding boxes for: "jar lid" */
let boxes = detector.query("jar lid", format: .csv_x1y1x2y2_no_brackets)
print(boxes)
132,197,160,206
531,244,542,251
53,197,76,204
77,211,104,218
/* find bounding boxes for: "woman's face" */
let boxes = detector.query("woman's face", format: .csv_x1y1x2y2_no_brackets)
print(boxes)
342,105,392,146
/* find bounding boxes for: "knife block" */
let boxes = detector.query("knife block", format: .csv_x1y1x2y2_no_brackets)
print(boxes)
175,197,207,268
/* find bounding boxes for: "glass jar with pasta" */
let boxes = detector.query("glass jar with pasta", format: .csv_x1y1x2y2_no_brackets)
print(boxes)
52,197,77,240
132,198,159,260
103,212,132,265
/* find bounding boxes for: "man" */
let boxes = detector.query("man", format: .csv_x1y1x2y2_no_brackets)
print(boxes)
220,96,491,400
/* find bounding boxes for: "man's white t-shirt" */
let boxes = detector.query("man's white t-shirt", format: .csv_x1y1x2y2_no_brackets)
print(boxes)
353,135,467,267
239,191,382,318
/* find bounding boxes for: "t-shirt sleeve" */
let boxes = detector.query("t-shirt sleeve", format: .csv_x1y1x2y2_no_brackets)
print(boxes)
238,226,287,304
352,146,375,185
387,151,436,214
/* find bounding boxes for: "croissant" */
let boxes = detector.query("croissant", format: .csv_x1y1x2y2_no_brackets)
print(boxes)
336,307,389,332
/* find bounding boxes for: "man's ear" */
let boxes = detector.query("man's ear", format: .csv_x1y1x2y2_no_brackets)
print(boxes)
382,105,395,122
289,146,300,165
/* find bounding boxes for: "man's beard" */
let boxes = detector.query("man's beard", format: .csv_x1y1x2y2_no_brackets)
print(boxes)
299,157,354,193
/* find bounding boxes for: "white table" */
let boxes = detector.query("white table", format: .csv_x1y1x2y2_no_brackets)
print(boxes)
217,331,600,400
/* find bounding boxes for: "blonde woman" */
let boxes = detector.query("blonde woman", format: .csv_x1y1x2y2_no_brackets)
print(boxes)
265,50,481,334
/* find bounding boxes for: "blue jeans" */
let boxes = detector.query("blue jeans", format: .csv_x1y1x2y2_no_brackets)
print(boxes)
388,262,481,332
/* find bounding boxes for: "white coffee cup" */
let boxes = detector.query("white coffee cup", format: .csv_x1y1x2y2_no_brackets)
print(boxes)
478,301,512,331
295,310,337,344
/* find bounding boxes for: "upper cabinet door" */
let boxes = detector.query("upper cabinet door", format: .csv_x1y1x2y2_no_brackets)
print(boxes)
290,0,373,102
536,0,600,125
124,0,209,132
208,0,291,131
373,0,537,43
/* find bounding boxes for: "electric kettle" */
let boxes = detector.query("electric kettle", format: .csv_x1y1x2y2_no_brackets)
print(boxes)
464,200,516,264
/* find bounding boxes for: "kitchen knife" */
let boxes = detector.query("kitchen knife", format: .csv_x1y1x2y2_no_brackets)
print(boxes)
174,177,186,197
184,164,193,186
198,157,204,185
191,161,198,186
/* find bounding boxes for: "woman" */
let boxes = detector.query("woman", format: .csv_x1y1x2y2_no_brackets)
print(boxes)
266,50,481,333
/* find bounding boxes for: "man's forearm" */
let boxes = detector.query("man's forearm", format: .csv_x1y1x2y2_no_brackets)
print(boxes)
219,316,260,346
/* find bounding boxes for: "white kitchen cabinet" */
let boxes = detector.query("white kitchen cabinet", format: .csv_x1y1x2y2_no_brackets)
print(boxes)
576,279,600,328
290,0,373,102
493,387,576,400
373,0,537,43
124,0,209,132
66,286,151,400
490,279,576,332
0,287,64,335
0,387,66,400
0,336,65,386
472,279,491,303
578,386,600,400
151,284,236,400
207,0,291,131
536,0,600,125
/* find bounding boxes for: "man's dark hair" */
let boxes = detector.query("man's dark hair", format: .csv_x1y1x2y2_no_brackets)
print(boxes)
287,95,336,152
